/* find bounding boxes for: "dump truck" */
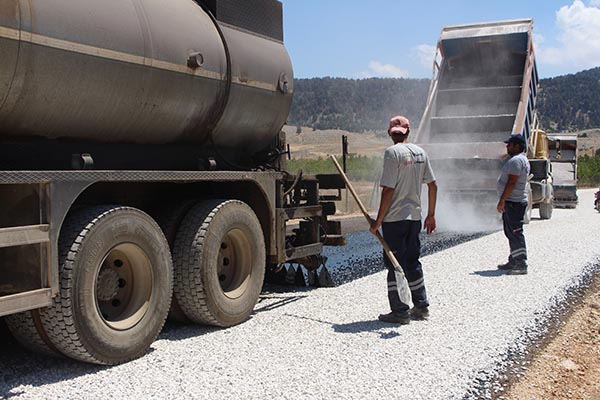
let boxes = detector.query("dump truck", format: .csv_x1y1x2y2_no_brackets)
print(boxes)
547,133,578,208
414,19,553,227
0,0,344,365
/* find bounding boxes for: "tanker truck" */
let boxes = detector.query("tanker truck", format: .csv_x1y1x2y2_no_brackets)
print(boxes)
0,0,345,365
414,19,553,227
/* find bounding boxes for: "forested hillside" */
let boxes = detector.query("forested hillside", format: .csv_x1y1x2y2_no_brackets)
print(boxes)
288,77,429,133
537,67,600,131
288,68,600,133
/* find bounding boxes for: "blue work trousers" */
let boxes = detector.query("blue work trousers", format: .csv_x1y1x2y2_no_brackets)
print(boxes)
382,220,429,314
502,201,528,265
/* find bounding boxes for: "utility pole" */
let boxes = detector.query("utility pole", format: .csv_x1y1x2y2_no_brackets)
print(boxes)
342,135,348,173
342,135,349,211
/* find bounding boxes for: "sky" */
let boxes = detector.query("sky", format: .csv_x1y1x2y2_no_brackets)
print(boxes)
281,0,600,79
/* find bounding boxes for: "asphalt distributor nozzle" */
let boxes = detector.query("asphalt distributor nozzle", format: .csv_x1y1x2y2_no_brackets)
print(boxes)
266,257,334,288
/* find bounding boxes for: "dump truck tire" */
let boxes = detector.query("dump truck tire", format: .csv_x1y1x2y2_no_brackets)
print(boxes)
4,309,62,358
172,200,265,327
539,200,553,220
38,206,173,365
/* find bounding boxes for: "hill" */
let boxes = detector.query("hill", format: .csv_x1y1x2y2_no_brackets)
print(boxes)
288,68,600,133
288,77,429,133
537,67,600,131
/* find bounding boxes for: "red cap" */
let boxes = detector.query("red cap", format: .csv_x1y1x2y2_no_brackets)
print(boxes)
388,115,410,135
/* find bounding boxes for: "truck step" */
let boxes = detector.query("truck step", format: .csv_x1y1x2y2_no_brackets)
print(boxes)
0,289,53,317
0,225,50,249
322,234,346,246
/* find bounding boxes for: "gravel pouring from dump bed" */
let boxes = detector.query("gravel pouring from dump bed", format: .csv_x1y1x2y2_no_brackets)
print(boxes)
0,189,599,399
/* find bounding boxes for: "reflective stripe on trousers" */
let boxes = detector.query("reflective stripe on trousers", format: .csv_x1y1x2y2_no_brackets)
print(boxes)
382,220,429,313
502,201,528,264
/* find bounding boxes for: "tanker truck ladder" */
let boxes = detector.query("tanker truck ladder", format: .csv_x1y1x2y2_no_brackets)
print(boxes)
0,182,54,317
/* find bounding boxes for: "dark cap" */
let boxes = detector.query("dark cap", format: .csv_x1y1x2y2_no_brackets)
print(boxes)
504,134,526,146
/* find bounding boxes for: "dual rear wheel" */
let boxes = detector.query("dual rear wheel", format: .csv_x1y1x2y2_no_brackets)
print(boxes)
5,199,265,364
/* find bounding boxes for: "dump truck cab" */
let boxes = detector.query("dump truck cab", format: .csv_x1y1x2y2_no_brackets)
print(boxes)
547,133,578,208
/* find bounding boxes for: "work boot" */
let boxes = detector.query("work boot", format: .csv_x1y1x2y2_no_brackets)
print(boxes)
507,263,528,275
409,306,430,320
497,261,516,270
378,312,410,325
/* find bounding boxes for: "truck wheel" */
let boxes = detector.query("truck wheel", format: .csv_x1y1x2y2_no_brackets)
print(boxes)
4,309,62,358
172,200,265,327
39,206,173,365
154,200,199,323
539,200,553,220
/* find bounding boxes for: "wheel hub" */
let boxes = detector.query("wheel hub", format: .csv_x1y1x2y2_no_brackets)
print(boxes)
95,244,153,330
217,228,253,298
96,268,120,301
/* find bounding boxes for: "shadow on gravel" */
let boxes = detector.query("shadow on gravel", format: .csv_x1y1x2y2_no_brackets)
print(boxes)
0,324,109,399
332,320,404,339
0,317,217,397
159,321,220,342
255,295,308,313
471,269,506,277
283,313,405,339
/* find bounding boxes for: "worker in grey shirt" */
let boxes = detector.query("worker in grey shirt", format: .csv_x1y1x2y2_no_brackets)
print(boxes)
496,134,530,275
370,115,437,324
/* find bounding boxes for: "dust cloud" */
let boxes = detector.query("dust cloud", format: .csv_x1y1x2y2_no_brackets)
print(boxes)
411,36,522,234
361,162,502,234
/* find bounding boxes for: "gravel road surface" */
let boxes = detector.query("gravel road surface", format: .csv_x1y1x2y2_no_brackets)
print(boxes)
1,190,598,400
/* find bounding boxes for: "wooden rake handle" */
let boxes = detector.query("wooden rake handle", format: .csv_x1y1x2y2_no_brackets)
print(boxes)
329,155,402,272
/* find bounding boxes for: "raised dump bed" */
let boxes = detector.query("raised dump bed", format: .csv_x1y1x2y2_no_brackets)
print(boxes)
415,19,552,229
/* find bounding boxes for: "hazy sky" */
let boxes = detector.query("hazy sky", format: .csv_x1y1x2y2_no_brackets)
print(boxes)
281,0,600,79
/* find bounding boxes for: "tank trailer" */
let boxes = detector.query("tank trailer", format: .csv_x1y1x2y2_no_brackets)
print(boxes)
0,0,345,365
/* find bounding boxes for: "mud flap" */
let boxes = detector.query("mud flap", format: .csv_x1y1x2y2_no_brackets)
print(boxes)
294,265,307,286
317,266,335,287
307,269,317,286
284,265,296,285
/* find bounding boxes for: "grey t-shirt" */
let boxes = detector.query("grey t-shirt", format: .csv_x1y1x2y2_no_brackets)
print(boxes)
496,153,530,203
380,143,436,222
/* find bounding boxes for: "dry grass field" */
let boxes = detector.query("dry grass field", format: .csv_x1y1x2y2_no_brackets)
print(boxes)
284,126,389,214
285,125,600,159
283,125,390,159
576,128,600,157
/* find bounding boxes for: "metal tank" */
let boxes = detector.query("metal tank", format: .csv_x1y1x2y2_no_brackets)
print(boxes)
0,0,293,163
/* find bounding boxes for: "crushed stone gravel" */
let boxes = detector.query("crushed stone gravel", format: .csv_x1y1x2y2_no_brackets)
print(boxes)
0,189,598,400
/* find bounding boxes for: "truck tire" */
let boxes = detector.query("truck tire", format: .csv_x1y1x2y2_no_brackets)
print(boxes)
539,199,553,220
172,199,265,327
154,200,199,323
38,206,173,365
4,309,62,358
